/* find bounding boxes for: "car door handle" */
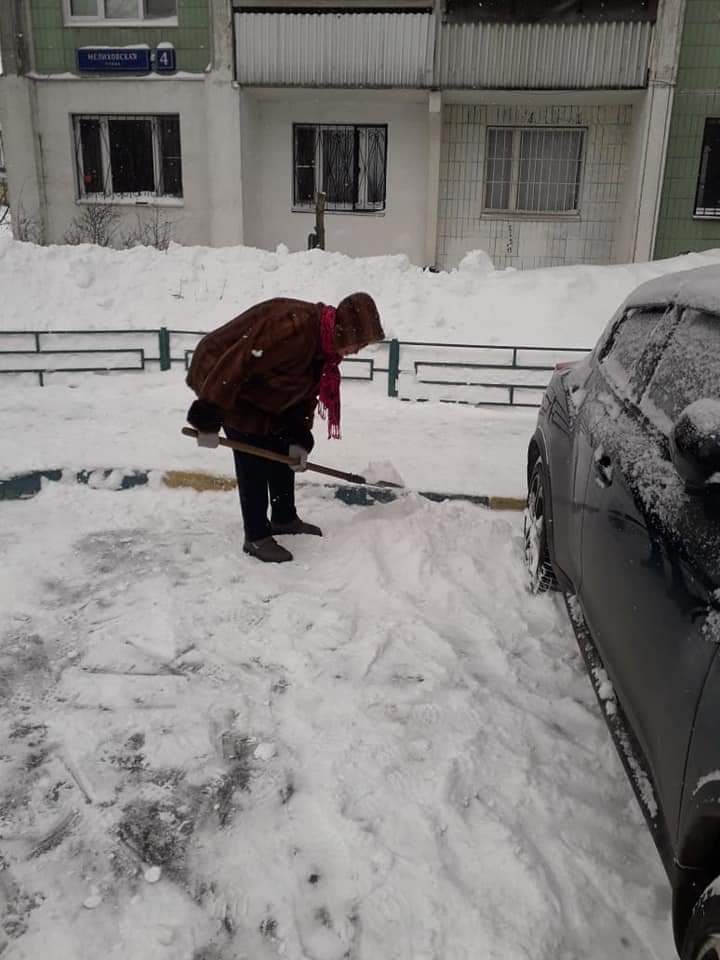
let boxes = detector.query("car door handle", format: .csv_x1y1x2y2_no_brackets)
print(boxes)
593,448,614,488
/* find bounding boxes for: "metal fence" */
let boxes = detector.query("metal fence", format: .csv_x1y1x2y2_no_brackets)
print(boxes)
0,328,590,407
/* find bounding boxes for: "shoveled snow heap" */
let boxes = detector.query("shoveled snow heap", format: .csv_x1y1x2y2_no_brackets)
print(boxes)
1,234,720,345
0,483,674,960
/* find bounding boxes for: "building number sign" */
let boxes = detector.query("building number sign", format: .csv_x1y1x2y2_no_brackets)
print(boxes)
76,45,176,75
155,47,177,74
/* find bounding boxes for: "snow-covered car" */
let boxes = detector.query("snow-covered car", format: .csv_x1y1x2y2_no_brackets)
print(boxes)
524,265,720,959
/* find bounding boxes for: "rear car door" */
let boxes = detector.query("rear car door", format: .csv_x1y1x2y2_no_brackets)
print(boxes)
577,306,719,837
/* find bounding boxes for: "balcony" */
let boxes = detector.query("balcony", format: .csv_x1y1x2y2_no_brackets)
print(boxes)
235,11,434,87
233,0,655,89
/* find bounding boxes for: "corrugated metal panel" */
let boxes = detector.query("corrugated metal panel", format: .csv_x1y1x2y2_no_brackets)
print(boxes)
235,12,434,86
437,20,653,89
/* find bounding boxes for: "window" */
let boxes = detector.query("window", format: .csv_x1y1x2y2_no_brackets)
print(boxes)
293,124,387,213
643,310,720,429
73,115,183,200
601,308,667,398
68,0,176,21
484,127,584,214
695,119,720,218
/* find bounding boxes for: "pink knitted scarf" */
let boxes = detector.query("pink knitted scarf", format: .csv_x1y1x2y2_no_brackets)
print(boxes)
318,306,341,439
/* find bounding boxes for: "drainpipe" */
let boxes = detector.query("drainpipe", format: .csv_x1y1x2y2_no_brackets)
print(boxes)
424,90,442,269
632,0,687,262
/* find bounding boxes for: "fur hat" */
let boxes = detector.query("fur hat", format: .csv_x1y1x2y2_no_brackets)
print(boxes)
334,293,384,350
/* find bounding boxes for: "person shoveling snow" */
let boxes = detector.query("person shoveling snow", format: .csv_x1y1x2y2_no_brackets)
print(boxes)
186,293,385,563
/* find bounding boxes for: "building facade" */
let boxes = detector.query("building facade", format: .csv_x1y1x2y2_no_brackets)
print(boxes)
0,0,688,269
0,0,243,247
654,0,720,259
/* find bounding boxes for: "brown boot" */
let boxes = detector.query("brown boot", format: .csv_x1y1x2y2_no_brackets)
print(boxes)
271,517,323,537
243,536,293,563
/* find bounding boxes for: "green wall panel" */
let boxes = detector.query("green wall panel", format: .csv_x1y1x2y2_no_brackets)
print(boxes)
654,0,720,259
30,0,210,74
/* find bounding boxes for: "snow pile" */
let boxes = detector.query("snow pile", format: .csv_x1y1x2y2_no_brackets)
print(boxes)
458,248,496,276
0,484,674,959
360,459,406,487
1,233,719,346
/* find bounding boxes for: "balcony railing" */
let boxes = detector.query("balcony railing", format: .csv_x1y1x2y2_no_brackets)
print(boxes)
234,10,652,89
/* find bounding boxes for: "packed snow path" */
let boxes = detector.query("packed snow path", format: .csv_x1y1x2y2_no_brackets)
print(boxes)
1,485,672,960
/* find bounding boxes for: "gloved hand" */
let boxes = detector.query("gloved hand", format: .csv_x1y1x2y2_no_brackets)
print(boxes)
289,444,309,472
197,431,220,449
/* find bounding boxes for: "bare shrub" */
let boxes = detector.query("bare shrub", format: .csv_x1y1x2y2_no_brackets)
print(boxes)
14,201,42,244
123,208,175,251
64,204,121,247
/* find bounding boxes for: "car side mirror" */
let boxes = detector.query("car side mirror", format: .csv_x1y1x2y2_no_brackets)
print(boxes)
670,400,720,493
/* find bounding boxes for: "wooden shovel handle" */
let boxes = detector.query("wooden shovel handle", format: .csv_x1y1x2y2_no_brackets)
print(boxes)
181,426,368,485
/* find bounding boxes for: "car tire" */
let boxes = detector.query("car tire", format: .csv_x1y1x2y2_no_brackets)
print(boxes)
682,882,720,959
523,456,558,595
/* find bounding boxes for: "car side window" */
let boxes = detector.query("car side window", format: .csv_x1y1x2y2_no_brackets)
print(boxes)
600,307,668,400
641,309,720,433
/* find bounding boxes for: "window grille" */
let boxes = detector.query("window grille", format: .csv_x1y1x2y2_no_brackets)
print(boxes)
694,119,720,218
73,115,183,200
485,127,585,214
293,124,387,213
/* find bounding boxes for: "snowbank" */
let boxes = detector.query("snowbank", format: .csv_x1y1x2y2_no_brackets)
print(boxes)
2,235,720,346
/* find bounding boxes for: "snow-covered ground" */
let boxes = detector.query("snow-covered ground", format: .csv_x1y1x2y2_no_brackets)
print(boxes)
1,483,673,960
0,376,536,497
3,237,708,959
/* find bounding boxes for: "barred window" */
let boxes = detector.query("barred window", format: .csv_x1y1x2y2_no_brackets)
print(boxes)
68,0,176,20
694,119,720,218
293,124,387,213
73,115,183,200
485,127,584,214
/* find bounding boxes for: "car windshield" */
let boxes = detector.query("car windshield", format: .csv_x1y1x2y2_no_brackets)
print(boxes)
643,310,720,431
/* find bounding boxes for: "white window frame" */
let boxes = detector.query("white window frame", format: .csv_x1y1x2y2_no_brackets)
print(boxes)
73,114,182,203
64,0,178,28
483,126,586,217
292,123,387,214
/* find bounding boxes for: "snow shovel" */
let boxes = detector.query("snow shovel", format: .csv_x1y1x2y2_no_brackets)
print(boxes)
181,427,404,488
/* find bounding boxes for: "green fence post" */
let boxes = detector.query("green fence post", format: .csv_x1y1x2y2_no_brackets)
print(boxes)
158,327,171,371
388,339,400,397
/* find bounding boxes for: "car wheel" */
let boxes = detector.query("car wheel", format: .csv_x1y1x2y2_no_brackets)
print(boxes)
683,884,720,960
523,456,558,594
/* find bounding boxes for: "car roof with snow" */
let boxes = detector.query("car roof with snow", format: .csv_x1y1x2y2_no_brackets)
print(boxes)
625,264,720,314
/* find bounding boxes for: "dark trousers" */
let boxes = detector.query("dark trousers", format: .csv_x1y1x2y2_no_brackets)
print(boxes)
225,428,298,542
